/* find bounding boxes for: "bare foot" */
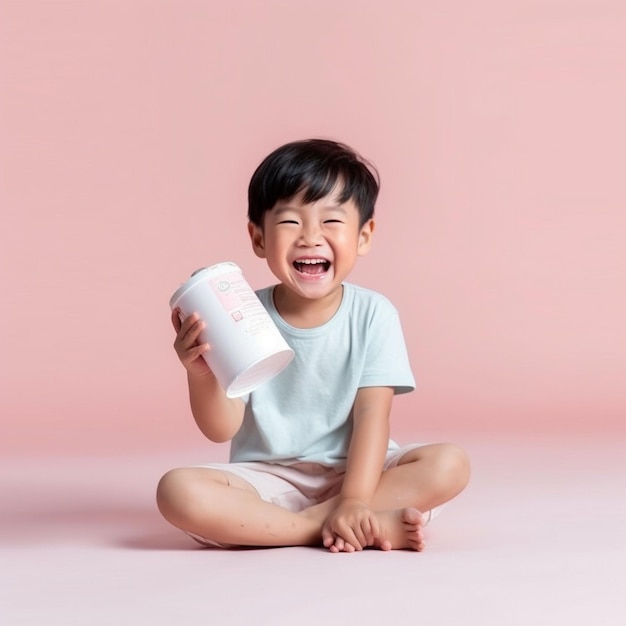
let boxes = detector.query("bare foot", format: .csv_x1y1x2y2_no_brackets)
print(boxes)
325,508,425,553
301,501,425,553
374,508,425,551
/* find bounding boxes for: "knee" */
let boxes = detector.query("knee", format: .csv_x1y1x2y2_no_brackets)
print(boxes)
156,468,195,525
431,443,471,496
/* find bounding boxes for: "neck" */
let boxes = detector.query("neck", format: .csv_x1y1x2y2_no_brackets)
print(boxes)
273,284,344,328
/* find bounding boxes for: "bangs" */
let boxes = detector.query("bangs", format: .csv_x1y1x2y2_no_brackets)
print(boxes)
248,139,379,226
296,167,360,207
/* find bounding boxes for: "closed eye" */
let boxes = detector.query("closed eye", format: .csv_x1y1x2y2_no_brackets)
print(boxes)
323,219,343,224
277,220,299,225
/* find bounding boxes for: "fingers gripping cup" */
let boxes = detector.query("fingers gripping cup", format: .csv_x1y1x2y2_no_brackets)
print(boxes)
170,262,294,398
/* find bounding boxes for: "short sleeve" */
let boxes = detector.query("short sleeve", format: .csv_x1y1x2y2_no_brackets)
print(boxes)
358,301,416,394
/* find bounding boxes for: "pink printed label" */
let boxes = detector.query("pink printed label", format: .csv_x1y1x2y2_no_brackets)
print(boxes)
210,271,244,311
209,271,272,335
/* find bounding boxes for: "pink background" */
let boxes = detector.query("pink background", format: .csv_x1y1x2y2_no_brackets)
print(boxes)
1,0,625,457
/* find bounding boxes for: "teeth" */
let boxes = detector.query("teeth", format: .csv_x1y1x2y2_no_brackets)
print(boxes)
296,259,327,264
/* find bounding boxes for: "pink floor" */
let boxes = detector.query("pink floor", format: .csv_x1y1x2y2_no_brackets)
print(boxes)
2,435,625,625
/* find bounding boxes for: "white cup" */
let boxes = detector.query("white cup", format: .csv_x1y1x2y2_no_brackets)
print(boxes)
170,262,294,397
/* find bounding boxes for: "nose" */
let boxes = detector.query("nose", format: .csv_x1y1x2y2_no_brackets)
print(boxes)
298,222,323,246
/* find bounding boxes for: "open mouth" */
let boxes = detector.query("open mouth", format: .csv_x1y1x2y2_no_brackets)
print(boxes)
293,258,331,275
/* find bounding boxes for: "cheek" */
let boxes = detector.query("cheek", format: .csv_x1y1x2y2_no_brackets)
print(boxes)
335,232,362,252
263,233,292,264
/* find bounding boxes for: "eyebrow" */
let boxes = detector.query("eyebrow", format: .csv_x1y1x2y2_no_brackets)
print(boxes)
272,204,348,216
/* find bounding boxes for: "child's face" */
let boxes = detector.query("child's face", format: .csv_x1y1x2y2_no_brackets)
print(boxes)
248,187,374,303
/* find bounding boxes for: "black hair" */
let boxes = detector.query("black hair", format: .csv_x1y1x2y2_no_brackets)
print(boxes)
247,138,380,227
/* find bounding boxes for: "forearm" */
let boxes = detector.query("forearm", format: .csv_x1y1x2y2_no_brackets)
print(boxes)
340,388,393,503
187,371,244,442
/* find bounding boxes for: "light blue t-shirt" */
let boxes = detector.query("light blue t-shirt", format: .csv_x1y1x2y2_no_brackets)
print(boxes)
229,283,416,468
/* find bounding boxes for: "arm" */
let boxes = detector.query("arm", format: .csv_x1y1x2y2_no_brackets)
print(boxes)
342,386,392,501
172,309,245,442
186,370,245,443
322,386,394,550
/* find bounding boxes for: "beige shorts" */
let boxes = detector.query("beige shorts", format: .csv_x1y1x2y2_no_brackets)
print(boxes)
188,443,443,548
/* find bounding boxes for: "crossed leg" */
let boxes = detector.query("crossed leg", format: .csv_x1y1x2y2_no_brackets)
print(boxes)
301,442,470,551
156,443,469,551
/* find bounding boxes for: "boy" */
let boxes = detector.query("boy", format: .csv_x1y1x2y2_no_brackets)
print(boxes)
157,139,470,552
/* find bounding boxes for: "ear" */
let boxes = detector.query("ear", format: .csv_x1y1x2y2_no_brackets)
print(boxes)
248,222,267,258
357,219,375,256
